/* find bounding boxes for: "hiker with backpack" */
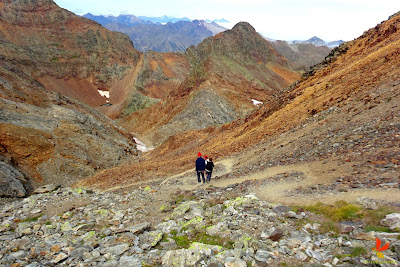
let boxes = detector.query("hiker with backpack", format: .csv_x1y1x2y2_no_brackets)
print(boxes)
205,158,215,182
195,152,206,184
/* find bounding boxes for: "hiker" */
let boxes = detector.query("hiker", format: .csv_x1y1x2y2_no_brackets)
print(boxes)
195,152,206,183
205,158,215,182
204,155,209,166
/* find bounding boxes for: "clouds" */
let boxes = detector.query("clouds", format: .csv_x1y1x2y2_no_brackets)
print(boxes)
54,0,399,41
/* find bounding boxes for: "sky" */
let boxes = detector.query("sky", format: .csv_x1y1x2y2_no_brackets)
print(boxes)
54,0,399,41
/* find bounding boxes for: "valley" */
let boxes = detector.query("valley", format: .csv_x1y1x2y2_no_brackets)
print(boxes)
0,0,399,266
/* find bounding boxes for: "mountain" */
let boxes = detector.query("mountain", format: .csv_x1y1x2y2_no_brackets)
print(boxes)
83,13,148,26
138,15,191,24
289,36,344,48
272,40,331,71
0,0,297,193
206,18,230,23
0,0,140,196
104,20,225,53
115,22,300,146
84,13,227,53
81,12,400,191
0,0,141,109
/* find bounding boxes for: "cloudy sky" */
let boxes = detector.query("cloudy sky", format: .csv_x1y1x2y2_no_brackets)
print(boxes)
54,0,399,41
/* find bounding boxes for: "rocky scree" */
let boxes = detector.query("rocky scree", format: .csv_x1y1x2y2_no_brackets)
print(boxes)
0,183,399,266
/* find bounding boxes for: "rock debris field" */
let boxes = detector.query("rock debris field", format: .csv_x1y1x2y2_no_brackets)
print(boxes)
0,183,400,267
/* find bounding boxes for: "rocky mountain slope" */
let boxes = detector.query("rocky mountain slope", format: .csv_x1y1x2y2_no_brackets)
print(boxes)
0,0,141,108
0,56,139,197
272,40,331,71
117,22,300,146
81,12,399,193
0,0,141,196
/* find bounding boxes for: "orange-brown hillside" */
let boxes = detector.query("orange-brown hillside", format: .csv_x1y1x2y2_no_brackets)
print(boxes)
80,13,400,189
118,22,300,145
0,0,141,107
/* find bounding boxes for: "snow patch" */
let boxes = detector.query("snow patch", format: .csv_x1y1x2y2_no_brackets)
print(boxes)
98,90,110,98
134,138,154,152
251,99,263,106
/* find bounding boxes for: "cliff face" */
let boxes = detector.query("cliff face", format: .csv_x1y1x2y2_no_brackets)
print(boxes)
0,0,141,107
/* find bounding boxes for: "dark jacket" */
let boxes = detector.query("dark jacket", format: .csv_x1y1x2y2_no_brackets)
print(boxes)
195,157,206,171
206,161,214,173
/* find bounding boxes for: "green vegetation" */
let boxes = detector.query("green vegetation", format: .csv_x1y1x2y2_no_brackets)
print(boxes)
161,229,234,249
301,201,363,222
293,201,400,235
122,92,160,115
364,225,392,233
172,194,196,205
187,62,206,89
363,206,400,226
336,246,367,259
21,215,42,223
351,246,367,257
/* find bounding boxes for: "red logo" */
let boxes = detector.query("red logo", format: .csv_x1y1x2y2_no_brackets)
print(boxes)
372,237,390,258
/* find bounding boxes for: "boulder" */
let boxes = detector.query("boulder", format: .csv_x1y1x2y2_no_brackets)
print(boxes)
381,213,400,230
0,161,27,197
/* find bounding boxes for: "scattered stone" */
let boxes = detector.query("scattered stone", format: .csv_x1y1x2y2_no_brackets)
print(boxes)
381,213,400,230
268,229,284,241
127,222,151,234
295,251,308,261
357,197,378,209
353,231,375,241
32,184,60,194
0,185,399,266
273,206,291,213
52,252,68,263
224,257,247,267
255,249,271,262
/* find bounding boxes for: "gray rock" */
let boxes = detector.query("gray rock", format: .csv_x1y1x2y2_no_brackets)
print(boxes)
255,249,271,262
52,252,68,263
224,257,247,267
70,247,90,260
140,231,163,249
32,184,60,194
155,90,239,145
381,213,400,230
126,222,151,234
356,197,378,209
273,206,290,213
119,256,141,266
162,242,223,266
0,161,27,197
295,251,308,261
102,244,130,256
9,250,26,260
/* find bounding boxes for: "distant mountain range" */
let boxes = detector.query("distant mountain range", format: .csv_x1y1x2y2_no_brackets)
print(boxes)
138,15,191,24
82,14,227,52
265,36,344,48
288,36,344,48
83,13,229,26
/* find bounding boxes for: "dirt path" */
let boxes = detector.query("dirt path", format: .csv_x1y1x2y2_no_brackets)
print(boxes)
102,156,399,206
